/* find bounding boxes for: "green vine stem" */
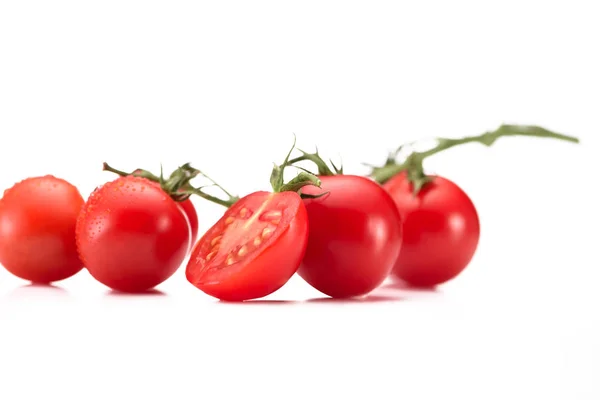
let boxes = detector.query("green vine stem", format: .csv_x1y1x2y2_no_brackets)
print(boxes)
286,149,343,177
369,124,580,193
102,162,239,208
105,137,325,210
269,136,324,196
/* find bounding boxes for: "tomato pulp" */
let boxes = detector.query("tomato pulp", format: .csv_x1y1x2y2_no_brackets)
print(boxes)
76,176,192,292
383,172,480,287
299,175,403,298
186,191,308,301
0,176,85,283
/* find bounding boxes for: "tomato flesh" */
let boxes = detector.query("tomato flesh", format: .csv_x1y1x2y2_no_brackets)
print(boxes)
299,175,403,298
0,176,85,283
383,172,480,287
186,191,308,301
76,176,191,292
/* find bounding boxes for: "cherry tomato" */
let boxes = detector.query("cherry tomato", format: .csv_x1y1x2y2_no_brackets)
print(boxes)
383,171,480,287
298,175,402,298
186,191,308,301
179,198,199,245
123,168,199,245
76,176,191,292
0,176,85,283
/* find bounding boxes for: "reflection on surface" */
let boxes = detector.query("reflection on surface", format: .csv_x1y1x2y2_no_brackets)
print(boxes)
104,288,167,297
305,294,403,304
216,293,404,305
381,280,440,293
218,299,298,306
5,282,69,300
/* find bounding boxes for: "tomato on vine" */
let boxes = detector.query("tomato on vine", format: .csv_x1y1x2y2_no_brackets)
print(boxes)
185,141,323,301
76,163,237,293
282,149,403,298
369,124,579,287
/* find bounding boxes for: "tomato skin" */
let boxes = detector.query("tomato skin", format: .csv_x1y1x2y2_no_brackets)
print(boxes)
179,198,199,245
299,175,403,298
186,191,308,301
0,176,85,283
383,171,480,287
76,176,191,292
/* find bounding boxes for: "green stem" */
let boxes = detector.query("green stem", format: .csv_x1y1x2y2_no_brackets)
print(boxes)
286,148,343,176
102,163,159,181
278,171,322,193
183,187,238,208
270,136,324,194
103,162,238,206
371,124,579,186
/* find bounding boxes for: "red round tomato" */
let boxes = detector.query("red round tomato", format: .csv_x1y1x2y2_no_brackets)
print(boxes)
383,171,480,287
186,191,308,301
179,198,199,245
76,175,191,292
0,175,85,283
120,167,199,245
298,175,402,298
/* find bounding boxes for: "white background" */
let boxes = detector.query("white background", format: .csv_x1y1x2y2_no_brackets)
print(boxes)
1,1,598,399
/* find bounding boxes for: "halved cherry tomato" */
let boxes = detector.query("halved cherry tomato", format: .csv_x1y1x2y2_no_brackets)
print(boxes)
0,175,85,283
76,175,191,292
186,191,308,301
299,175,403,298
383,171,480,287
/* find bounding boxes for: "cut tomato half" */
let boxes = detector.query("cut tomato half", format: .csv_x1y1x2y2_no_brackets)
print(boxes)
185,191,309,301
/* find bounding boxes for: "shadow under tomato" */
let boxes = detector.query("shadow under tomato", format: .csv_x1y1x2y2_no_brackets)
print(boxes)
4,282,70,301
218,299,299,306
381,280,440,293
105,288,167,297
305,294,404,304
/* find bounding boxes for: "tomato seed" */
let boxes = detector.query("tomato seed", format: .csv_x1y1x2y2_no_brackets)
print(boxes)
226,255,235,265
206,251,216,261
211,236,222,246
225,216,235,225
260,210,282,222
253,236,262,246
262,227,273,239
239,208,248,217
237,245,248,257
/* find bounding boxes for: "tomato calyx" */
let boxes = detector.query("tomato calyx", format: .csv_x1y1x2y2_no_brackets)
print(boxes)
270,136,325,198
368,124,580,194
286,148,343,177
102,162,239,207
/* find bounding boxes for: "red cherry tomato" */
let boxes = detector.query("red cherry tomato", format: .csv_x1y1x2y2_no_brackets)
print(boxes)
186,191,308,301
76,176,191,292
0,176,85,283
121,168,199,245
179,198,199,245
299,175,402,298
383,171,480,287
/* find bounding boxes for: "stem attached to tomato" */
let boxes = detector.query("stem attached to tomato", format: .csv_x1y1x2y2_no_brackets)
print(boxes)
369,124,580,193
286,149,341,177
270,135,324,196
102,162,239,207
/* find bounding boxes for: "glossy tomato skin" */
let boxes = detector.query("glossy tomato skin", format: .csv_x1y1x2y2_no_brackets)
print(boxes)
76,176,191,292
186,191,308,301
383,171,480,287
299,175,403,298
0,176,85,283
179,198,199,245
